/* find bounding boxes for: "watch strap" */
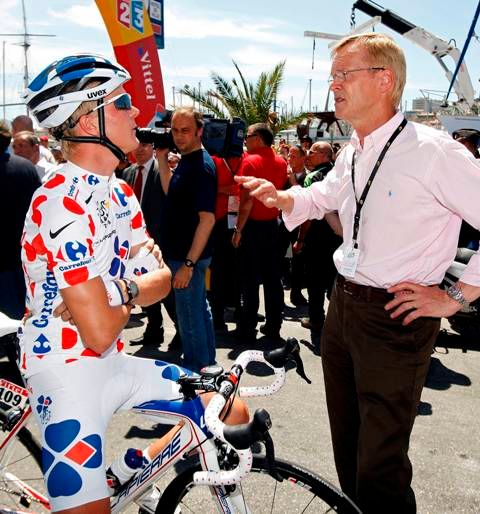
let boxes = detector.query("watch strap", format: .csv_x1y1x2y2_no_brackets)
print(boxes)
446,284,467,306
184,259,195,268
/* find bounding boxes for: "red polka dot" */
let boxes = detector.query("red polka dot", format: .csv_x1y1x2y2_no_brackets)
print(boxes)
61,327,78,349
81,348,101,357
24,241,37,261
44,174,65,189
65,358,78,364
63,266,89,286
31,195,47,226
63,197,85,215
131,211,143,229
116,339,125,352
120,182,134,197
88,215,96,236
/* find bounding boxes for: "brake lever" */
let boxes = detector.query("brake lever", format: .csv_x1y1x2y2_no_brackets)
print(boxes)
263,432,283,482
291,352,312,384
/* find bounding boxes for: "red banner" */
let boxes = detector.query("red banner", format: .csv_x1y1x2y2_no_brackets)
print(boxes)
96,0,166,127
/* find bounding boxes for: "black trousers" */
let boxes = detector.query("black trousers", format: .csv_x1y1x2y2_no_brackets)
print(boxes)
321,278,440,513
278,221,304,293
304,243,337,325
238,219,283,333
144,289,177,335
209,217,241,323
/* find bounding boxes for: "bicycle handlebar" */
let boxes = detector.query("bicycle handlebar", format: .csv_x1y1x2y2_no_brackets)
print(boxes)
193,338,310,486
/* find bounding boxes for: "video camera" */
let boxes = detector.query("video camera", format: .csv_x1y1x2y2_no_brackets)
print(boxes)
136,110,246,158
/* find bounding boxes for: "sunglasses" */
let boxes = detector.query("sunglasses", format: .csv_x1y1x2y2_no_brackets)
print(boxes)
88,93,133,114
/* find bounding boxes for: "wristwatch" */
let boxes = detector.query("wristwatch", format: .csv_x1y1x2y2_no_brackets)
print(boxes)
121,278,139,305
184,259,195,269
446,283,468,307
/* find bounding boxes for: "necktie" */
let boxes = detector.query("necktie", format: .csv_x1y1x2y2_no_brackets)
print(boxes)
133,165,144,201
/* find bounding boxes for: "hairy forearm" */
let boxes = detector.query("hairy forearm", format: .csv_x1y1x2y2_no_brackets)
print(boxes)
276,190,295,214
187,212,215,262
134,267,172,306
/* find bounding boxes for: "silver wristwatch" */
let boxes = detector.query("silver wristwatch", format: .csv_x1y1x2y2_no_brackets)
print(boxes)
446,284,468,307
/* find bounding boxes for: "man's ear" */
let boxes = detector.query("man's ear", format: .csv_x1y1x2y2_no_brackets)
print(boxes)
379,68,395,97
77,112,99,136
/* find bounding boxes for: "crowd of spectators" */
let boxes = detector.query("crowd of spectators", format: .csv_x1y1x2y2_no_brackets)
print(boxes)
2,110,478,360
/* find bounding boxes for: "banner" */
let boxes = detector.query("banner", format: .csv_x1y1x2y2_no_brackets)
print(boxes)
95,0,166,127
148,0,165,49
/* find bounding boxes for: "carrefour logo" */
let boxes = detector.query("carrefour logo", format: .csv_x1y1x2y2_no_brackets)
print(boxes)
117,0,144,33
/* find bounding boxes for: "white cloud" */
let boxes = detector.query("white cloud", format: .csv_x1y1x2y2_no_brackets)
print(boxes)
229,45,330,78
47,4,104,29
165,6,298,47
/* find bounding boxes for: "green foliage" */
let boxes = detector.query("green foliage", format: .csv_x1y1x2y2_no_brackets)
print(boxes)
181,60,304,133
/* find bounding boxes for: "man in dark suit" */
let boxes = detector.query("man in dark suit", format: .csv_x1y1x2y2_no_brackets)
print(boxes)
0,121,41,319
123,141,179,347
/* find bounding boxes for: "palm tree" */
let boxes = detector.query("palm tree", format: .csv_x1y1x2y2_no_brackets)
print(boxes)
180,61,303,133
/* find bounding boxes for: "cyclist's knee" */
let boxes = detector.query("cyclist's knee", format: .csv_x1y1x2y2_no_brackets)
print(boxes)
201,393,250,425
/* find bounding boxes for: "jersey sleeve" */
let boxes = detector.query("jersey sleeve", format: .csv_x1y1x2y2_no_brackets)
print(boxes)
27,191,101,289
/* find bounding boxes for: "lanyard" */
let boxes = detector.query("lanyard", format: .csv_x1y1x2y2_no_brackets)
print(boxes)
351,117,407,249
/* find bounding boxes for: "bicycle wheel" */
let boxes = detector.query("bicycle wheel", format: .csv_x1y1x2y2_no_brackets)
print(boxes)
155,455,361,514
0,425,50,512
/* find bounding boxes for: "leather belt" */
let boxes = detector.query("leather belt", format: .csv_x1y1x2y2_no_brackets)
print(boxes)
336,274,393,303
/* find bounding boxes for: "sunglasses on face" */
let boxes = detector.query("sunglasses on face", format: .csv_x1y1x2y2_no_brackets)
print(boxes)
89,93,133,114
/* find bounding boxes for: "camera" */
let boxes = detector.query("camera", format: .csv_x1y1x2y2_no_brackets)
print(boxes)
136,110,176,151
136,110,246,158
202,115,246,158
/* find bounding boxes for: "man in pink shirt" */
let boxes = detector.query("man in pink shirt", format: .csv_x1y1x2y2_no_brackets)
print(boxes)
237,33,480,513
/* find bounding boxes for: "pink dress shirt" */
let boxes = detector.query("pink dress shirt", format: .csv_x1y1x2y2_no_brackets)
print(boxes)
283,112,480,288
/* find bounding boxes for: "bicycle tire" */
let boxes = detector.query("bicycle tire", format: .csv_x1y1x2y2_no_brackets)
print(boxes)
155,455,361,514
0,425,49,512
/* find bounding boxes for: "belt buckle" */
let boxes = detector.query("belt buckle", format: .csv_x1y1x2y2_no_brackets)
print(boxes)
343,281,354,296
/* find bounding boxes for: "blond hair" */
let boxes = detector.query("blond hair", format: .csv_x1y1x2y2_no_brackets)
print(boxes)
332,33,406,108
49,80,102,156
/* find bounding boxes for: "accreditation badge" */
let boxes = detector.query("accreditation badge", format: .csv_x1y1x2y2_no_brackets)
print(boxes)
339,245,360,278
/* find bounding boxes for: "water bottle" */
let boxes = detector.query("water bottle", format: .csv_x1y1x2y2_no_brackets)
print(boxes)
106,448,147,494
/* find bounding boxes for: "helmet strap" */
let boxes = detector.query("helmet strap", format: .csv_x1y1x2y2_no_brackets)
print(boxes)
61,99,127,162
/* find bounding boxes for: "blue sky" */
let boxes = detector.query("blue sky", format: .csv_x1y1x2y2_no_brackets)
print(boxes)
2,0,480,122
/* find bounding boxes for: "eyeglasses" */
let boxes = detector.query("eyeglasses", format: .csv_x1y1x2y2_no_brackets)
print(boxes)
87,92,133,115
71,93,133,128
327,67,385,84
245,133,257,140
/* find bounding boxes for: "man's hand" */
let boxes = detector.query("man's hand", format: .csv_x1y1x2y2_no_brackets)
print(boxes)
173,265,193,289
385,282,461,325
53,301,76,325
232,231,242,248
235,176,279,208
292,240,304,254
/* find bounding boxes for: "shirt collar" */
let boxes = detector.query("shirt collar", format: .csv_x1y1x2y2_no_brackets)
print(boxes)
248,146,274,157
138,157,153,173
350,111,404,153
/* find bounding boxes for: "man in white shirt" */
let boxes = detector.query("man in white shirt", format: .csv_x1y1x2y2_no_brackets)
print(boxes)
237,33,480,513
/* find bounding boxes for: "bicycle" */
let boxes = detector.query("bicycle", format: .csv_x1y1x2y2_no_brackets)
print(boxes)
0,312,361,513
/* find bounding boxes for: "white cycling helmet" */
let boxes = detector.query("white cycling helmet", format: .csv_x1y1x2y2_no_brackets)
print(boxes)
24,53,130,129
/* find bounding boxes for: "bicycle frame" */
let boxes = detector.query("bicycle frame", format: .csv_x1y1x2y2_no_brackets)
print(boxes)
112,396,248,514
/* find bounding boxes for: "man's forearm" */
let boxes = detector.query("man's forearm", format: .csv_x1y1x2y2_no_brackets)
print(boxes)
277,190,295,214
187,212,216,263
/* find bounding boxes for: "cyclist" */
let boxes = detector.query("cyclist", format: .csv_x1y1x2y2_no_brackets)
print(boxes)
20,54,247,514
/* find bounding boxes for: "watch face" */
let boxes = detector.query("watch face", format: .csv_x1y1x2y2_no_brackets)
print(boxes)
130,280,140,299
